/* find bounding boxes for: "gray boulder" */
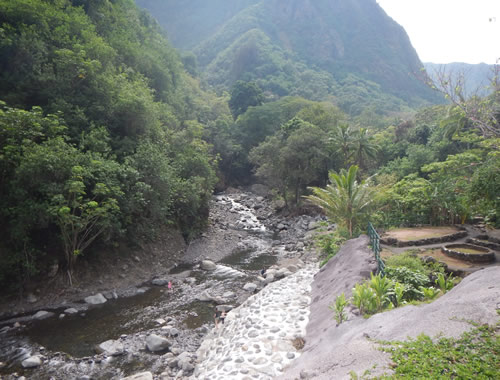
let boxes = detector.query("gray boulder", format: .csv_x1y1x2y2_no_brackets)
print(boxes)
97,339,124,356
200,260,217,271
64,307,79,315
84,293,107,305
21,355,42,368
151,278,169,286
243,282,257,292
32,311,54,320
145,334,170,352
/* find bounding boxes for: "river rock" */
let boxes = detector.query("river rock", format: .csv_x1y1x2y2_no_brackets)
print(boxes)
243,282,257,292
146,334,170,352
26,293,38,303
84,293,107,305
177,351,194,371
21,355,42,368
97,339,124,356
32,310,54,320
200,260,217,271
151,278,169,286
64,307,78,314
120,372,153,380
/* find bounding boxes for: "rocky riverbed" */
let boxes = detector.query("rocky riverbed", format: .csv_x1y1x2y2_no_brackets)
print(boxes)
0,189,325,379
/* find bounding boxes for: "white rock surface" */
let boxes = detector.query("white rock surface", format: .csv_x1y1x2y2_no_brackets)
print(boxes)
200,260,217,271
191,263,318,380
32,310,54,320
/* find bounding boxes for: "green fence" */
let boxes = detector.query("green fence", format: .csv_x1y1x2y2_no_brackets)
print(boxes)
367,222,385,276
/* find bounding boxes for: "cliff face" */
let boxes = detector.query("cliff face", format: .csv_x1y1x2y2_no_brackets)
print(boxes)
137,0,441,111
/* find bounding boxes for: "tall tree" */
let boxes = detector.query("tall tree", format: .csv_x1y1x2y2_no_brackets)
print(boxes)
228,80,264,119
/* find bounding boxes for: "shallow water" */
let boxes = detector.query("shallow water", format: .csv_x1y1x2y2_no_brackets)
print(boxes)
0,194,281,379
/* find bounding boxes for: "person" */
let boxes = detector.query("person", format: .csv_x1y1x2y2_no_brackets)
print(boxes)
260,268,266,277
214,307,221,327
167,281,173,292
219,310,227,325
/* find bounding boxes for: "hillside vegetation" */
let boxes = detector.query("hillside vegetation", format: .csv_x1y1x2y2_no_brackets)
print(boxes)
0,0,498,296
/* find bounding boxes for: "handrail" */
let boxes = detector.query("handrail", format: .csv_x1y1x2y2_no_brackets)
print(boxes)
367,222,385,276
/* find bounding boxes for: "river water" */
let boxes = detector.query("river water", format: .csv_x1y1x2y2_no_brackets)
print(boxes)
0,193,313,379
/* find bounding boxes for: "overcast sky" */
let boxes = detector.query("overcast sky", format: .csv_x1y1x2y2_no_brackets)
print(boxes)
376,0,499,64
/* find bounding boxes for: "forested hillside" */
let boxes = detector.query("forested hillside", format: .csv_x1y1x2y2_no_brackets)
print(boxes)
136,0,442,115
1,0,499,294
0,0,230,286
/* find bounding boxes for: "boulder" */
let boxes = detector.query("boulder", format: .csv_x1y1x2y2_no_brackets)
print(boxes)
97,340,124,356
84,293,107,305
32,311,54,320
145,334,170,352
64,308,78,315
200,260,217,271
120,372,153,380
21,355,42,368
243,282,257,292
26,293,38,304
177,352,194,371
151,278,169,286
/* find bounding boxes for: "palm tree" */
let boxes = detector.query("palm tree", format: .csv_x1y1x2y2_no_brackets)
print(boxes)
353,128,380,170
329,124,356,168
305,165,373,237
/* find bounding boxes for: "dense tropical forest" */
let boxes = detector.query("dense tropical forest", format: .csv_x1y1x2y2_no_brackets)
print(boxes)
0,0,499,291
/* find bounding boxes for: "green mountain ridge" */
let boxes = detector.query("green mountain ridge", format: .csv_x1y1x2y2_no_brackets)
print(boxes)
136,0,442,115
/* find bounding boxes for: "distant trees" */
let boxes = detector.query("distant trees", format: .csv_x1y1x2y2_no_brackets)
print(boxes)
228,80,264,119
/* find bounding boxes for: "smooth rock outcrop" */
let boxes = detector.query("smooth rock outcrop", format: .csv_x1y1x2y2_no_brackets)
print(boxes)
200,260,217,271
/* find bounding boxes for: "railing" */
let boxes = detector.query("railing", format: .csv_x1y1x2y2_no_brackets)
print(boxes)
367,222,385,276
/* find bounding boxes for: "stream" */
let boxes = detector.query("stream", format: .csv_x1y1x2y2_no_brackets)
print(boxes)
0,192,321,379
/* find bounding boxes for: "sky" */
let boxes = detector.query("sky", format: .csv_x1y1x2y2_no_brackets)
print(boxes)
376,0,500,64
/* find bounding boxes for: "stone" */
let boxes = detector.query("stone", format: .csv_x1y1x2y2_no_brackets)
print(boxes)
243,282,257,292
264,274,275,284
152,278,169,286
32,310,54,320
286,352,295,359
26,293,38,304
64,308,78,315
97,340,124,356
200,260,217,271
146,334,170,352
21,355,42,368
155,318,166,325
84,293,107,305
120,372,153,380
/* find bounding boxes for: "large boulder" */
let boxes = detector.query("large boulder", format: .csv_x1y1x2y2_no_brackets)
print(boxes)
22,356,42,368
32,310,54,320
96,339,124,356
243,282,257,292
145,334,170,352
84,293,107,305
200,260,217,271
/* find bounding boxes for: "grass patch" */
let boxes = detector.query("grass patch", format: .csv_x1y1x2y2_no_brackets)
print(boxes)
377,324,500,379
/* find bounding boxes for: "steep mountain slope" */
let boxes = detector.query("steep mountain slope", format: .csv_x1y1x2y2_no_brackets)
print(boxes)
424,62,495,97
136,0,442,114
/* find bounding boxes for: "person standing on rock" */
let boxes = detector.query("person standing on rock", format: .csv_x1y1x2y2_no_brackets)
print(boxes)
168,281,173,292
214,307,221,327
220,310,227,325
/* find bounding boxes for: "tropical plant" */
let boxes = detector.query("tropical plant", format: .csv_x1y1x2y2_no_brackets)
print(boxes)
330,293,348,325
351,282,377,315
305,165,374,237
384,267,429,301
435,272,455,293
420,286,440,300
369,273,394,311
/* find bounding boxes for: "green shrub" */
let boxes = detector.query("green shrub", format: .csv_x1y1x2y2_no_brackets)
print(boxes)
385,267,429,301
384,252,426,273
378,324,500,379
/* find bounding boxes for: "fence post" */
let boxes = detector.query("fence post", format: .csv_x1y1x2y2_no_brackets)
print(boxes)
367,222,385,276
